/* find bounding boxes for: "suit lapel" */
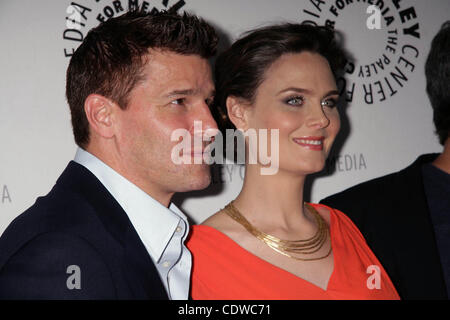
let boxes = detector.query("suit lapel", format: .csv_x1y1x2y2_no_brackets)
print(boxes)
122,225,169,299
57,161,169,299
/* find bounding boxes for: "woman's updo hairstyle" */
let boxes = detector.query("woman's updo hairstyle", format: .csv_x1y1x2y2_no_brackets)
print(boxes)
212,23,347,131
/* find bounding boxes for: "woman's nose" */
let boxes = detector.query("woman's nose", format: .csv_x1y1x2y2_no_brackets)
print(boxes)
307,104,330,129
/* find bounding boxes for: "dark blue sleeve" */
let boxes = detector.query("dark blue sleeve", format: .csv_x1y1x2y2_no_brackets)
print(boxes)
0,232,116,299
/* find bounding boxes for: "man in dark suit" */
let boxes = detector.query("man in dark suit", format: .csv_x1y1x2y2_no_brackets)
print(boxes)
321,22,450,299
0,10,218,299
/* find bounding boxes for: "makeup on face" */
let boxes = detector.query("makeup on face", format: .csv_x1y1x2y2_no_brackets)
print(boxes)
242,52,341,175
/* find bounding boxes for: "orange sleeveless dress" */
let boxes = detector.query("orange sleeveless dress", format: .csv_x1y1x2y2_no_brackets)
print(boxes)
187,203,399,300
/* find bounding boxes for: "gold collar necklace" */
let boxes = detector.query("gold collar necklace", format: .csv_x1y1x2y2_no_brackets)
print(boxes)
224,201,331,261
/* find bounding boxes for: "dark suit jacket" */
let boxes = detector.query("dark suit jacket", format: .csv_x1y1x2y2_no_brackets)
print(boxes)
0,161,168,299
321,154,448,299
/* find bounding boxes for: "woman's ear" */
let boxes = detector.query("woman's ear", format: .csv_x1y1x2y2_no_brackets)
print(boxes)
84,94,116,139
226,96,250,131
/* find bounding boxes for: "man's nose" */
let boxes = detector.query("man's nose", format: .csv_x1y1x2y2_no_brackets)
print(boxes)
191,102,219,139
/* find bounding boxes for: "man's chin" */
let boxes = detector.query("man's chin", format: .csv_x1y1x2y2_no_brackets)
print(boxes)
175,171,212,193
190,174,212,191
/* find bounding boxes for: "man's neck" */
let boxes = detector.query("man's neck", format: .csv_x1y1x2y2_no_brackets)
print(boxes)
84,145,174,207
432,137,450,174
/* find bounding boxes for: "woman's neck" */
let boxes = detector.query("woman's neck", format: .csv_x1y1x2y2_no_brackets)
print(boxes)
233,164,312,230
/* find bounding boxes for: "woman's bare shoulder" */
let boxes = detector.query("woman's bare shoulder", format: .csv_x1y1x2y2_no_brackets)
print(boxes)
201,208,248,243
309,203,332,226
202,209,231,229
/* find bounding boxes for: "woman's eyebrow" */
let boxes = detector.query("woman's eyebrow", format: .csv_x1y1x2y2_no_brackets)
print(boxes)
276,87,312,96
322,90,340,99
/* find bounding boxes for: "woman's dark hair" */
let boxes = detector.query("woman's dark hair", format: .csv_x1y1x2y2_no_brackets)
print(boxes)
213,23,347,131
66,9,218,148
425,21,450,145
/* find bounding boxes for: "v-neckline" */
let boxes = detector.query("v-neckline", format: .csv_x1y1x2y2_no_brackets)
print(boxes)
197,204,337,292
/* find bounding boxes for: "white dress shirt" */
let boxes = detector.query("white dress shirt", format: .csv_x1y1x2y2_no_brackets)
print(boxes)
74,148,191,300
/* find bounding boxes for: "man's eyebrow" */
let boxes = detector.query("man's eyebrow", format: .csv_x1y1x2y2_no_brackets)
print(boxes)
166,89,216,98
166,89,196,97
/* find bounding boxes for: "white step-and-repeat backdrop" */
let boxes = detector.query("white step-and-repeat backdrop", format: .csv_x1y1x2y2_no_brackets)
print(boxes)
1,0,448,232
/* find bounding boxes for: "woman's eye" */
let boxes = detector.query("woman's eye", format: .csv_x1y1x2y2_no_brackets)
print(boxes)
321,98,338,108
285,96,304,106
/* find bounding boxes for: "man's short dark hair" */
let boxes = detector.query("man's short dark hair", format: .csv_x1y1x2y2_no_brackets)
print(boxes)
425,21,450,145
66,10,218,148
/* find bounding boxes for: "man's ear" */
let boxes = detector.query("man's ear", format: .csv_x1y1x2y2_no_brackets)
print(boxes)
226,96,250,131
84,94,116,139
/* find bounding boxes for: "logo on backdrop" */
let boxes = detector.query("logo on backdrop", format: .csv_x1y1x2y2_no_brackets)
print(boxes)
325,153,367,174
301,0,421,105
1,185,12,204
62,0,187,58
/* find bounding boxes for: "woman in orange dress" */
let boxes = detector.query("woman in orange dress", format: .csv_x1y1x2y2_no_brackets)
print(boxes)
187,23,399,300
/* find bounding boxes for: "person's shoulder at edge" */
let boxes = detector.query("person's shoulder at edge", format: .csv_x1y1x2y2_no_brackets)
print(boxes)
0,177,103,251
320,153,440,205
0,183,116,299
0,231,116,299
319,170,400,229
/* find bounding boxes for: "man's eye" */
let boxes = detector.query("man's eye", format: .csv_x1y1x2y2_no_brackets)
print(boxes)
321,98,338,108
171,98,185,105
285,96,304,106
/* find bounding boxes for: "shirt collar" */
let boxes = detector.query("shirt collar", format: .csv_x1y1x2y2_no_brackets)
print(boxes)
74,147,187,262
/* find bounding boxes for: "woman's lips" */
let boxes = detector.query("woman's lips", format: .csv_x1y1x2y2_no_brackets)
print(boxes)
292,136,325,151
